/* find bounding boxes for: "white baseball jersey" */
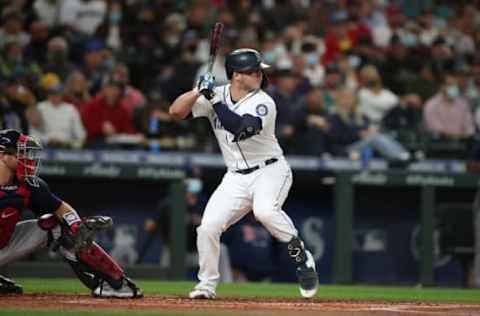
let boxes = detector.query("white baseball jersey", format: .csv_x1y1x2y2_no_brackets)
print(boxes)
192,84,283,171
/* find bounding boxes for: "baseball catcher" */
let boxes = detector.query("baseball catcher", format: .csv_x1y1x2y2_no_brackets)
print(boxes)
0,129,143,298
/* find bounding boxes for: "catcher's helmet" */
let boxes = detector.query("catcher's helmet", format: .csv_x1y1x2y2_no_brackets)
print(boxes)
0,129,21,153
225,48,270,79
0,129,43,186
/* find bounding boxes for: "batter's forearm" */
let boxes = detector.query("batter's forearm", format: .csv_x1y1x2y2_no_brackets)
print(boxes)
169,90,201,120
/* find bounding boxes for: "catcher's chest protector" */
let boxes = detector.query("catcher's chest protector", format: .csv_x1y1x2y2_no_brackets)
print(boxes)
0,184,30,249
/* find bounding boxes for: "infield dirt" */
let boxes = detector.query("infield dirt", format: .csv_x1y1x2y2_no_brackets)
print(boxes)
0,294,479,316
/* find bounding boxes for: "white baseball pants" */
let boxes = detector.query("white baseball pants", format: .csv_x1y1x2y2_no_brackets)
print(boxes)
195,157,298,291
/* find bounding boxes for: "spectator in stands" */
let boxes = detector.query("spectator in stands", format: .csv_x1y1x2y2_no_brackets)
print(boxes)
322,9,371,65
81,39,109,95
23,20,49,65
404,63,438,102
336,53,359,91
0,39,42,85
0,8,29,49
429,37,455,77
443,15,475,58
136,91,187,151
122,4,165,91
328,88,410,162
33,0,62,28
268,67,303,153
31,73,86,149
294,85,330,156
0,81,25,131
358,64,399,128
82,78,136,147
152,30,202,102
59,0,107,37
381,35,419,95
42,36,75,81
110,63,146,116
359,0,389,48
95,1,125,53
3,76,36,133
417,9,441,47
382,93,424,148
299,35,325,87
62,70,91,112
321,63,345,111
423,73,475,141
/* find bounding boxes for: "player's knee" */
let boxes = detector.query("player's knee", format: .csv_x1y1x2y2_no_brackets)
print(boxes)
253,207,274,224
197,222,223,237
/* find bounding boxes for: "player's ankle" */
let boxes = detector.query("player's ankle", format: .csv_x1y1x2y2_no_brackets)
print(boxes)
287,237,307,265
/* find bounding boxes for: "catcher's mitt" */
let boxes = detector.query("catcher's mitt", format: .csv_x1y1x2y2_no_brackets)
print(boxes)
72,216,113,252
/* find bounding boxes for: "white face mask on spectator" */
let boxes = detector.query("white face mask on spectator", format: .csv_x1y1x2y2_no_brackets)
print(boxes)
445,85,460,99
304,53,319,66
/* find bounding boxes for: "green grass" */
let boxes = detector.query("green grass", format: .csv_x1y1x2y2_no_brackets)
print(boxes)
1,279,478,316
14,278,480,303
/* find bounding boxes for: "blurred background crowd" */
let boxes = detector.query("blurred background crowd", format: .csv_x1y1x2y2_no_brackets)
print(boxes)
1,0,480,161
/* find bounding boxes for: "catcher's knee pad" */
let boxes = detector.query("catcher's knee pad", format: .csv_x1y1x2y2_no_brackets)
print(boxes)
77,242,125,284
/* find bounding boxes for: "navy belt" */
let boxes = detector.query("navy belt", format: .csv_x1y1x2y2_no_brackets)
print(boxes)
235,158,278,175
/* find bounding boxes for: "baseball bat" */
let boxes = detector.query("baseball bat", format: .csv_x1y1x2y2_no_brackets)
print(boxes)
207,22,224,73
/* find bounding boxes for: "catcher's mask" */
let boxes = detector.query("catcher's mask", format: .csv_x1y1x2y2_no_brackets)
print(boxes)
0,129,43,187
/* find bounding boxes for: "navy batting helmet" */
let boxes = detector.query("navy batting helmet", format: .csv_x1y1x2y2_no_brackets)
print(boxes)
225,48,270,79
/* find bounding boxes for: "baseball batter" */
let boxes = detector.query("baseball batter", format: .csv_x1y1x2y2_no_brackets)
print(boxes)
0,129,142,298
170,48,318,299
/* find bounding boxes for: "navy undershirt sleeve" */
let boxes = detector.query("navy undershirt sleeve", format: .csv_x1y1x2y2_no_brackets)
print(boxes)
212,102,242,134
28,178,63,215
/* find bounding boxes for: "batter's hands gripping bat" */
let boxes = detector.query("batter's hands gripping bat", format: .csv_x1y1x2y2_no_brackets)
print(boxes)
198,22,224,100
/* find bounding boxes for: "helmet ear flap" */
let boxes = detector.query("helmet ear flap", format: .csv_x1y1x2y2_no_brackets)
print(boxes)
261,70,268,89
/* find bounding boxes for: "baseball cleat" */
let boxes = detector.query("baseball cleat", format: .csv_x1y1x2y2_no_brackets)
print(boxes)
0,275,23,295
296,250,318,298
92,277,143,299
189,287,216,299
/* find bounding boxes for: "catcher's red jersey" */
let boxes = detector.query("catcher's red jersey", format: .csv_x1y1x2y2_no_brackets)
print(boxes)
0,177,62,249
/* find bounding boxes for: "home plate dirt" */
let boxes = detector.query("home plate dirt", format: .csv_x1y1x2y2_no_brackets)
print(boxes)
0,294,479,316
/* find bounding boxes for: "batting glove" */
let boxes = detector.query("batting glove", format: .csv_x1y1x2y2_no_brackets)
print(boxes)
198,72,215,100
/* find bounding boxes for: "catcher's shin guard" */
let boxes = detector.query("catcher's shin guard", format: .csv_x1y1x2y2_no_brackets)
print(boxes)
65,258,101,290
77,242,125,286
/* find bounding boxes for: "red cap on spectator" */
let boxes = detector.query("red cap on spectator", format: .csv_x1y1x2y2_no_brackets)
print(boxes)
386,4,402,17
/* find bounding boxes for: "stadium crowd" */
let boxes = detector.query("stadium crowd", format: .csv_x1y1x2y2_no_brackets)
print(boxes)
0,0,479,161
